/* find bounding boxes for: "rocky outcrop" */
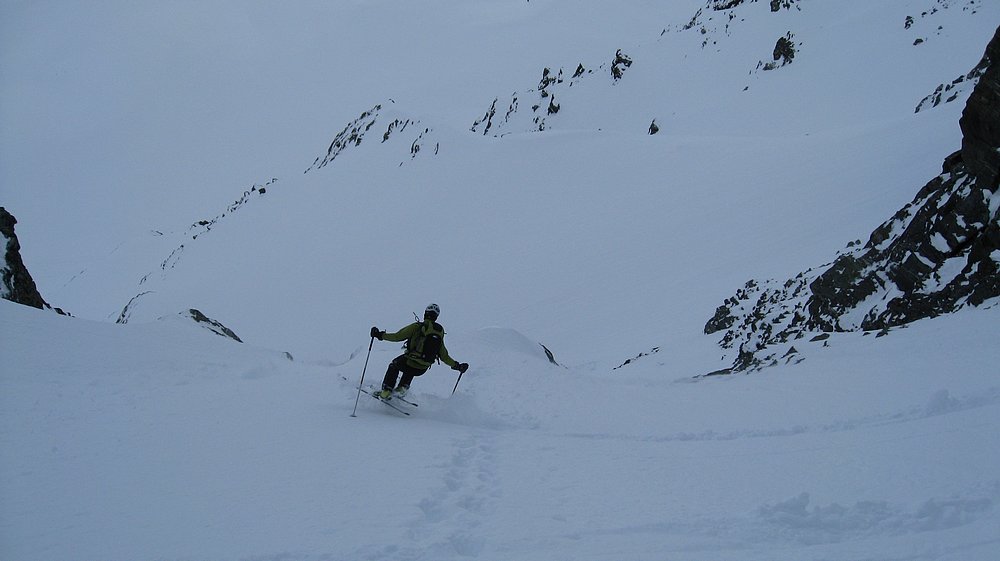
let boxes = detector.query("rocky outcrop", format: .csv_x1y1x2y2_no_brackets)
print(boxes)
1,208,60,312
959,27,1000,190
772,33,796,64
713,0,797,11
470,49,631,136
757,32,797,71
611,49,633,81
305,103,439,172
183,309,243,342
769,0,798,11
678,0,802,52
472,65,568,135
914,53,990,113
705,26,1000,373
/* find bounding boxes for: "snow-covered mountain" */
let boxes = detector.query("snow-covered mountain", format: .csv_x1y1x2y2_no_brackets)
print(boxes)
11,0,996,367
2,1,999,560
705,25,1000,374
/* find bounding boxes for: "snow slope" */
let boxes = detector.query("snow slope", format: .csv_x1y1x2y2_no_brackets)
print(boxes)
3,294,999,561
2,1,1000,559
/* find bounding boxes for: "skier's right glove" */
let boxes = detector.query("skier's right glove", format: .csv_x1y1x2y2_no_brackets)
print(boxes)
453,363,469,374
370,327,384,340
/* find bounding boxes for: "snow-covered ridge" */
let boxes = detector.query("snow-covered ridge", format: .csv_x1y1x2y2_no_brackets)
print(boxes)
82,102,442,339
115,178,277,324
471,0,991,138
304,102,440,173
148,179,277,276
469,50,631,136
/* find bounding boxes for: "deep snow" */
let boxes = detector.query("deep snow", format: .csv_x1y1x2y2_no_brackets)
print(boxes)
2,1,1000,559
2,296,999,561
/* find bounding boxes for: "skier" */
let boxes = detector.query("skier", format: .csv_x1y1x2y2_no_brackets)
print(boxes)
370,303,469,399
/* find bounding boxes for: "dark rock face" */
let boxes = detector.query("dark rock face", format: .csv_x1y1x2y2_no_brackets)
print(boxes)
959,26,1000,190
611,49,633,81
772,34,796,64
705,26,1000,373
758,32,797,71
1,207,54,311
709,0,797,10
807,164,998,332
809,25,1000,332
305,103,439,172
711,0,745,9
183,309,243,342
470,48,630,136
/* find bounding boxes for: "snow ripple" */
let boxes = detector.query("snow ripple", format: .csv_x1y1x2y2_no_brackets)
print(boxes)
560,387,1000,443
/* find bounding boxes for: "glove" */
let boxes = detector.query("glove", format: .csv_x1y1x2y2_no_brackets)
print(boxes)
453,362,469,374
370,327,384,340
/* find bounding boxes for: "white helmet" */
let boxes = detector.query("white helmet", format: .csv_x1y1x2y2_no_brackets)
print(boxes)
425,303,441,318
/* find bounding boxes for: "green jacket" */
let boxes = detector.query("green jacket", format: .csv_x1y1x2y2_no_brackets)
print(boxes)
383,320,459,370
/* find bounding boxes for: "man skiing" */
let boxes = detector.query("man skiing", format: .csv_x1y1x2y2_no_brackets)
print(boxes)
370,303,469,399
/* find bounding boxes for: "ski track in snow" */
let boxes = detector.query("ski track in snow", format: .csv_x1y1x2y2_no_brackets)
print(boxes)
357,432,501,560
539,483,1000,556
339,382,1000,560
2,300,999,561
557,386,1000,444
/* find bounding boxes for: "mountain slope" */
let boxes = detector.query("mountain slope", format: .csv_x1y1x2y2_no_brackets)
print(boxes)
31,1,1000,370
705,26,1000,373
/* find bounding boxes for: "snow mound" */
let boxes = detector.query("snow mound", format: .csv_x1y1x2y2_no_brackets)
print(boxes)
461,326,556,362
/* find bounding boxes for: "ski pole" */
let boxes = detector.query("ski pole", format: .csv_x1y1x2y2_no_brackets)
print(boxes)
451,369,465,396
350,336,375,417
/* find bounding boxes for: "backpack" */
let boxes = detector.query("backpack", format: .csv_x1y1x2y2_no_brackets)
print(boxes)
408,322,445,365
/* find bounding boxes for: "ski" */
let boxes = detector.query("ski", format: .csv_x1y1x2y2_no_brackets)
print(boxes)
358,386,411,416
368,387,419,408
343,375,419,407
389,393,419,408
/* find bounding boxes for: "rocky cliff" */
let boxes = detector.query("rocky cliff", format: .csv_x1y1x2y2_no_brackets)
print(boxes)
1,207,61,313
705,26,1000,373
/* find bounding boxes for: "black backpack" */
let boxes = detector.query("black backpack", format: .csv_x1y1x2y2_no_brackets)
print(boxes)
409,322,444,364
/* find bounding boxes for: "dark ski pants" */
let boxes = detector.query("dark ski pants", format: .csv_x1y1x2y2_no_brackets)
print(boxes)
382,354,427,391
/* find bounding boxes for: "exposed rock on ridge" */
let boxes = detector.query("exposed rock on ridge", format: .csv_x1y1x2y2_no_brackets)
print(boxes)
703,26,1000,373
959,27,1000,190
470,50,627,136
183,309,243,343
1,207,62,313
305,102,439,172
118,179,276,325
